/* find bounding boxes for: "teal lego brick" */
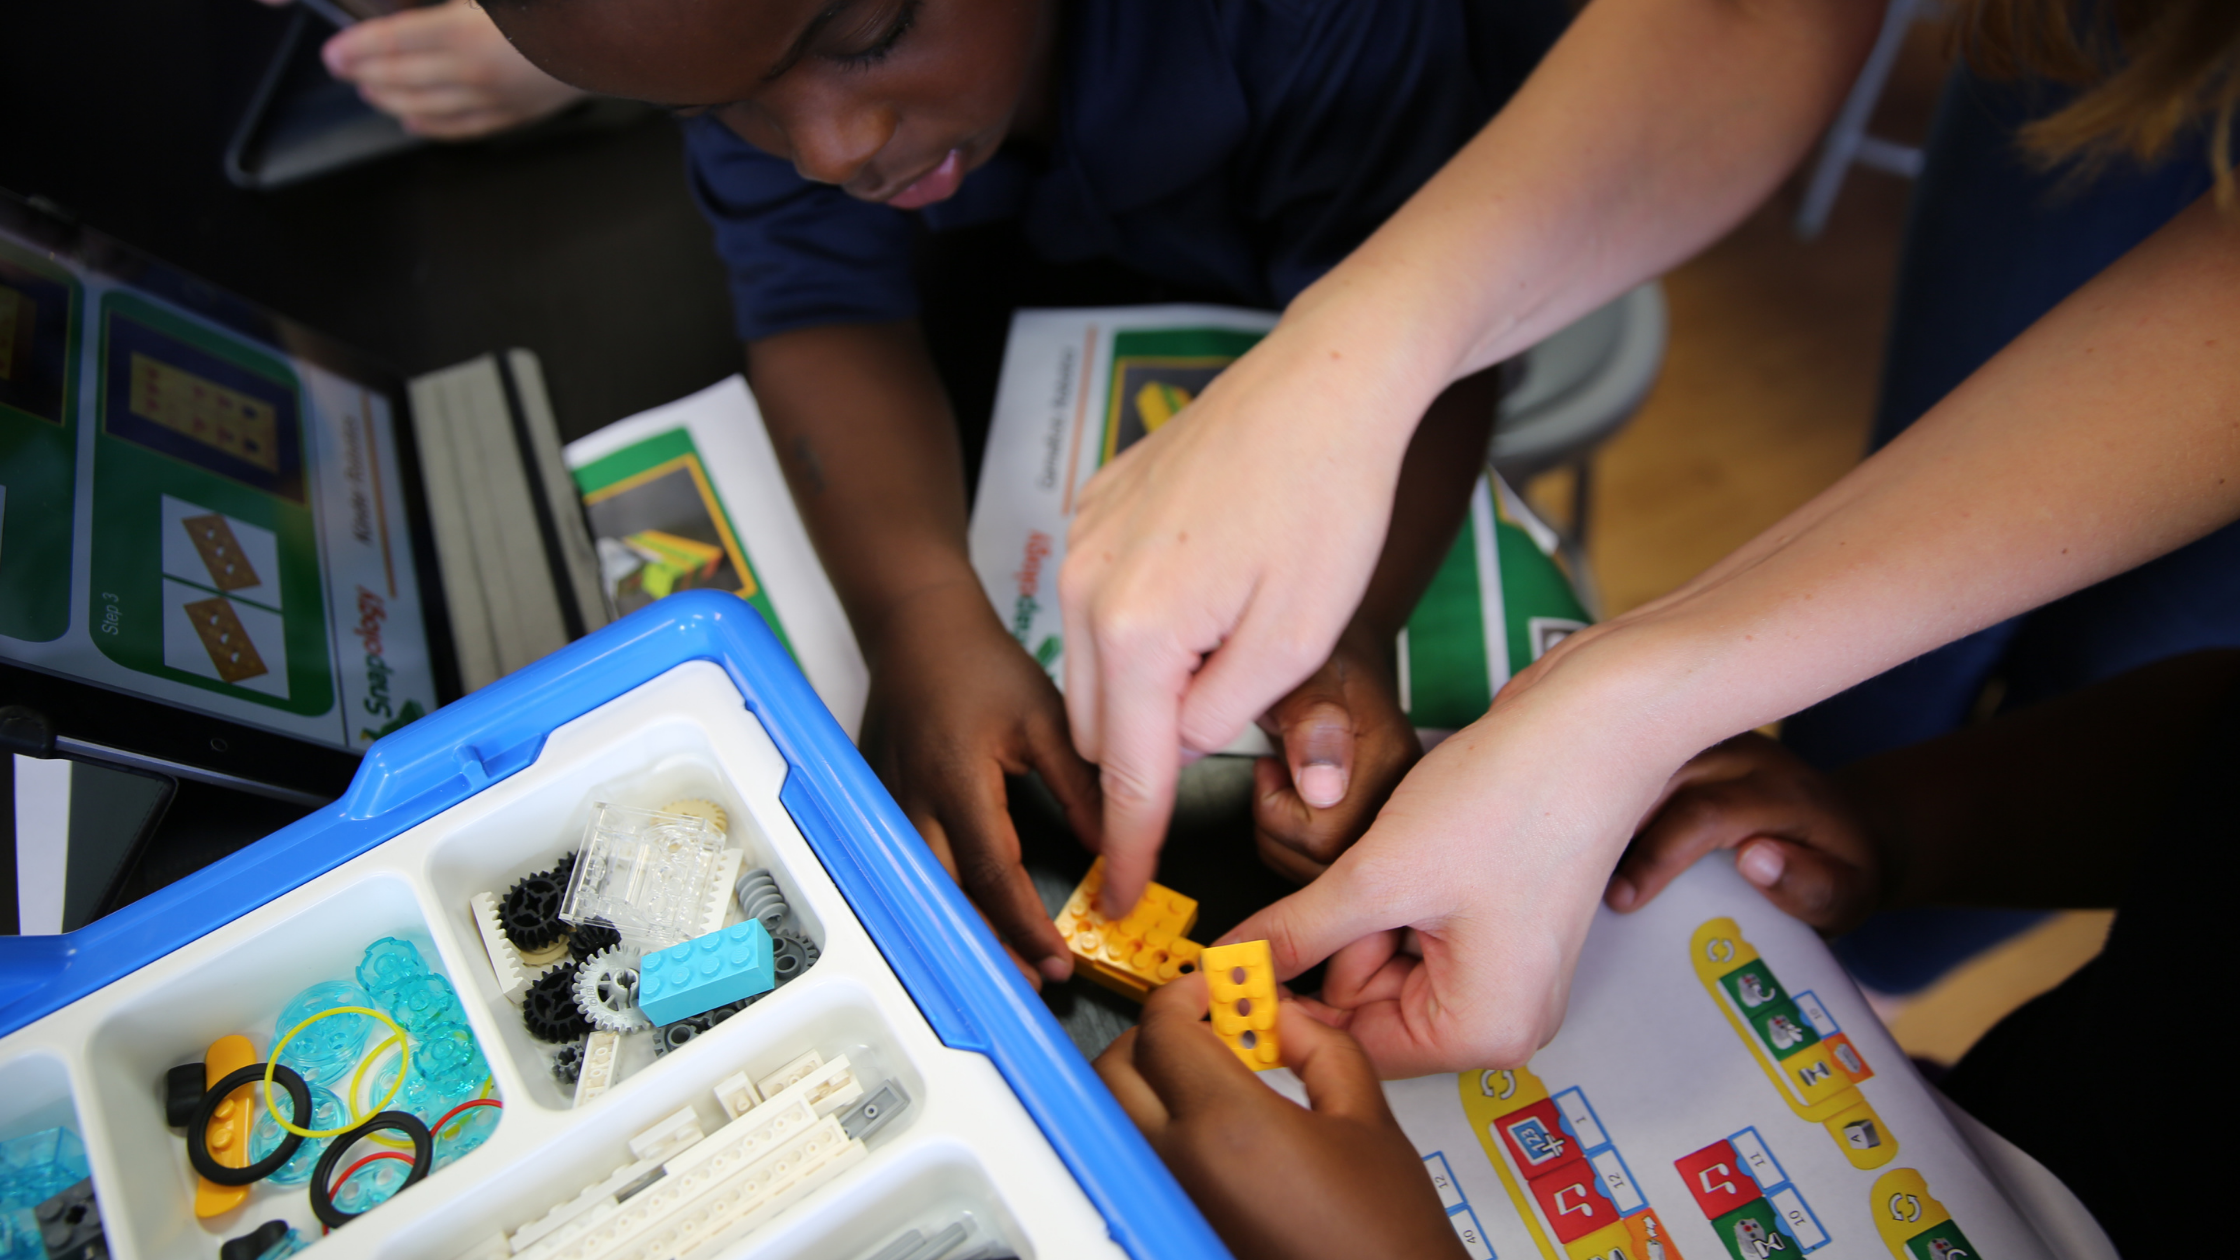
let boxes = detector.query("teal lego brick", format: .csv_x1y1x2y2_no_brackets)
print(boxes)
639,921,775,1026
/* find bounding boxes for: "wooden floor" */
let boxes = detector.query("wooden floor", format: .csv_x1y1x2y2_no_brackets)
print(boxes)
1530,22,2108,1064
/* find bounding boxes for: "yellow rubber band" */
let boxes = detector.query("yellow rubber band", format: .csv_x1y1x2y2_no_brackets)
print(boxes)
263,1006,409,1138
350,1035,409,1134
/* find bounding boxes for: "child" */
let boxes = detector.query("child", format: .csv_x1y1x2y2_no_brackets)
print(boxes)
1096,976,1469,1260
479,0,1568,979
1609,649,2239,1256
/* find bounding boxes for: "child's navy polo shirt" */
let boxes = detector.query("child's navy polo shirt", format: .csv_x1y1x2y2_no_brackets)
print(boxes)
687,0,1567,343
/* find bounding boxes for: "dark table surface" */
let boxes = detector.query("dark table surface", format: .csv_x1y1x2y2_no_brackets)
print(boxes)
2,0,744,445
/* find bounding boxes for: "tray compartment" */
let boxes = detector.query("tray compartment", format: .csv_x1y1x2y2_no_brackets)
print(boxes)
83,872,498,1259
425,703,831,1113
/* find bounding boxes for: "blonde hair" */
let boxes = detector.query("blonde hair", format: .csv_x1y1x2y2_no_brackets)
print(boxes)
1954,0,2240,201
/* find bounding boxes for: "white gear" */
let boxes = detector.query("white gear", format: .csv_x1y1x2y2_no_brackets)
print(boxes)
573,944,649,1032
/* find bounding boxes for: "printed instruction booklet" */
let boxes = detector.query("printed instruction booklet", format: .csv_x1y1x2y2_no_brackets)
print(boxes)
563,376,868,738
965,306,1593,747
1259,858,2114,1260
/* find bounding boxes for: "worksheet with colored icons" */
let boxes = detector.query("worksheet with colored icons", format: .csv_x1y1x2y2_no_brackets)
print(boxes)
0,226,435,752
1260,858,2110,1260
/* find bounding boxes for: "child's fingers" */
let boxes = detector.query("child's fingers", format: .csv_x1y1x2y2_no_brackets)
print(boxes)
1091,1028,1172,1137
937,762,1071,983
1608,776,1804,913
1276,1001,1393,1124
911,813,1045,991
1731,837,1874,934
1024,702,1104,851
321,5,463,74
1131,975,1259,1120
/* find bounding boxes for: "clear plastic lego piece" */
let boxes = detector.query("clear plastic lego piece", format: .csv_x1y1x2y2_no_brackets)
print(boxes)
559,802,728,949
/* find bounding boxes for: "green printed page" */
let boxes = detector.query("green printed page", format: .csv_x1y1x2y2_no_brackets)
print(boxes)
1399,477,1591,731
0,239,83,643
1086,319,1590,732
86,291,334,716
569,426,797,660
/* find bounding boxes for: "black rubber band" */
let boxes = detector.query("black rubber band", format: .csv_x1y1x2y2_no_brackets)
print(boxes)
187,1062,311,1187
308,1110,432,1229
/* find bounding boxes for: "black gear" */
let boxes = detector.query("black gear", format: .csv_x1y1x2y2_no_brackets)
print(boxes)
770,929,820,986
551,1040,586,1085
501,869,567,953
568,922,620,961
523,963,593,1043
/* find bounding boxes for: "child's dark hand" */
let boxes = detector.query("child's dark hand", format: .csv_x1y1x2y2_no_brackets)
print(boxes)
1095,975,1465,1260
1607,733,1882,934
857,580,1101,987
1252,632,1422,884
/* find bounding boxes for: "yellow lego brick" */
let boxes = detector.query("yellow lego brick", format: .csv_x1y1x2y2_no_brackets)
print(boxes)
1053,857,1205,1001
1203,939,1280,1070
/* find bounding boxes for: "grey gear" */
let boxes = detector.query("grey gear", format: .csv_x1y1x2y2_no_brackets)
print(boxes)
770,928,819,986
572,944,649,1032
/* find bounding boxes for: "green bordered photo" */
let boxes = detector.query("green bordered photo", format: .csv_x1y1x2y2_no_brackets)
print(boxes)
88,290,334,716
570,426,796,659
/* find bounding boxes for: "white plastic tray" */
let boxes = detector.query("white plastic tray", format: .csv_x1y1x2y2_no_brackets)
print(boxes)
0,661,1125,1260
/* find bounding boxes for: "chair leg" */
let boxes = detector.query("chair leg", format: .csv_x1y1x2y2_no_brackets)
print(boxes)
1794,0,1926,240
1562,456,1604,620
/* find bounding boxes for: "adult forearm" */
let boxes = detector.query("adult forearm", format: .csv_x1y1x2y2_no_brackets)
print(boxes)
1550,193,2240,770
1266,0,1880,425
746,320,980,660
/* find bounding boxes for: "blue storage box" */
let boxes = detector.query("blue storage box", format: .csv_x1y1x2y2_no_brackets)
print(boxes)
0,592,1226,1259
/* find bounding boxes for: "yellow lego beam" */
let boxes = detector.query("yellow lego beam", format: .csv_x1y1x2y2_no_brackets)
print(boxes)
1053,857,1205,1000
1204,939,1281,1070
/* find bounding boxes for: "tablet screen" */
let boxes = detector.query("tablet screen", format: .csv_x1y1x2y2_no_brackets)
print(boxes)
0,205,441,754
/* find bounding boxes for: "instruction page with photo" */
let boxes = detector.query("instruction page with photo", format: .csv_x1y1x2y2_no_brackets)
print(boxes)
563,375,868,739
0,227,436,751
1257,858,2107,1260
966,307,1593,744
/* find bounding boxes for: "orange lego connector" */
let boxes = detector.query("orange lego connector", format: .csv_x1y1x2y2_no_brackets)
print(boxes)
1053,857,1204,1000
1203,939,1281,1070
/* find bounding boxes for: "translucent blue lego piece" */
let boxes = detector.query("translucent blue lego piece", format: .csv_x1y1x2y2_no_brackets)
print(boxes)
356,938,428,999
249,1085,346,1186
333,1156,408,1214
637,921,773,1026
382,971,461,1035
412,1021,489,1102
275,981,374,1086
0,1126,90,1260
433,1102,500,1168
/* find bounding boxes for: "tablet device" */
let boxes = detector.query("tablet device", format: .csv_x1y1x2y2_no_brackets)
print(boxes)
0,193,597,804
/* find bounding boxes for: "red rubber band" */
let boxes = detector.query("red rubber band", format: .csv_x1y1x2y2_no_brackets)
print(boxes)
433,1096,503,1139
331,1149,416,1198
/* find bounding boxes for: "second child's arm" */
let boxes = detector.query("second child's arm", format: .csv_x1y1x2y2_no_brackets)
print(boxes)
747,321,1101,983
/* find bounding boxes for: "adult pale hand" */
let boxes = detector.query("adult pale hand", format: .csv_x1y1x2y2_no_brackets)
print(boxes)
322,1,587,140
1059,297,1450,918
1219,624,1699,1075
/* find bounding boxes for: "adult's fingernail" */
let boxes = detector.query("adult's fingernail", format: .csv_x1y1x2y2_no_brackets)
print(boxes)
1738,842,1785,887
1298,762,1346,809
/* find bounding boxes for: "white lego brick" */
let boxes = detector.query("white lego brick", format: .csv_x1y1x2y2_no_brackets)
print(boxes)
754,1047,824,1100
699,847,746,939
627,1106,705,1164
654,1124,867,1260
662,1093,820,1180
510,1154,660,1254
572,1030,622,1107
472,890,531,1004
711,1068,760,1120
551,1116,864,1260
